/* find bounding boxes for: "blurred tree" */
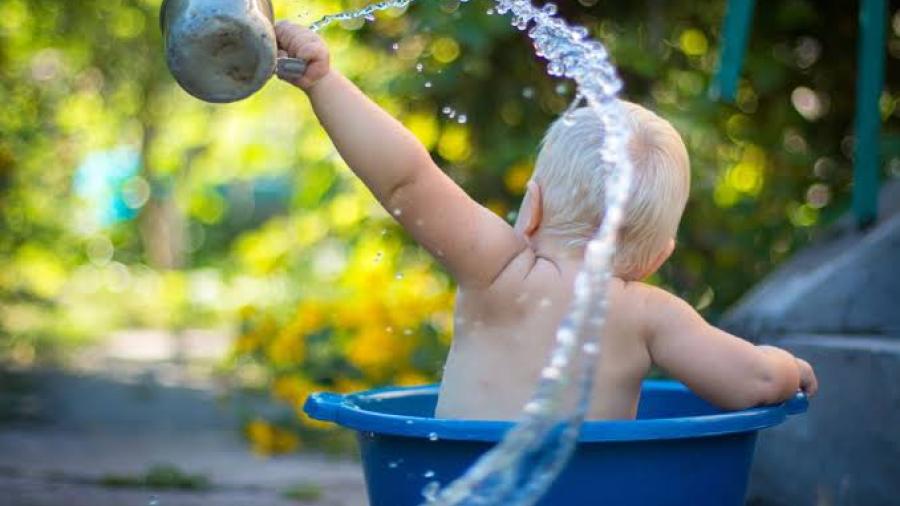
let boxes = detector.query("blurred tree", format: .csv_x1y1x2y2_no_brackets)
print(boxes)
1,0,899,443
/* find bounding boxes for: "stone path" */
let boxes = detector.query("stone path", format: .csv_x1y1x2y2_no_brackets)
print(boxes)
0,329,368,506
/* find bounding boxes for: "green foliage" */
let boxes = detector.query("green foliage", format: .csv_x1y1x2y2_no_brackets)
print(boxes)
99,464,211,490
283,483,324,502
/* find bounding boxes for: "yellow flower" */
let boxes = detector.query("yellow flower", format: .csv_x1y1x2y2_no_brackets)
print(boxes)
234,332,262,354
346,327,409,375
238,305,258,321
266,330,305,367
234,315,278,356
334,377,370,394
503,162,533,195
438,124,471,162
287,301,328,337
395,371,431,386
246,419,300,456
272,375,314,407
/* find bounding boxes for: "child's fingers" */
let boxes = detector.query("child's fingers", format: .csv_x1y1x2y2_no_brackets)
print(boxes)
273,20,329,90
797,359,818,397
289,39,327,63
275,21,318,53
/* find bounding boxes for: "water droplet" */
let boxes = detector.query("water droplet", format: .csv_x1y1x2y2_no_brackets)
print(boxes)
428,432,439,441
424,470,435,478
395,273,404,280
522,86,535,99
389,461,399,468
524,401,545,414
393,208,403,217
541,366,561,380
558,327,575,345
392,42,400,51
457,114,468,124
424,81,433,88
148,496,160,506
416,62,424,72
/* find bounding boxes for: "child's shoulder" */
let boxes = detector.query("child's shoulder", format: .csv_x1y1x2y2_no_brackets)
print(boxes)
608,280,691,336
615,279,683,308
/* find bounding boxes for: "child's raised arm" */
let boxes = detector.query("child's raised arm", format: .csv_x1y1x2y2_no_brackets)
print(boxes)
639,285,817,410
275,22,525,288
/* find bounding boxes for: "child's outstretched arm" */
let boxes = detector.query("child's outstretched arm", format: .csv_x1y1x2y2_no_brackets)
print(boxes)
639,285,817,410
275,22,525,288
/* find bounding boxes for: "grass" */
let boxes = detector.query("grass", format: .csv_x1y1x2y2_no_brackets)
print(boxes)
99,464,211,491
282,483,324,502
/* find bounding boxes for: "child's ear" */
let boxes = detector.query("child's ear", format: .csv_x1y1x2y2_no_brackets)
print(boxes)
646,239,675,276
516,181,543,238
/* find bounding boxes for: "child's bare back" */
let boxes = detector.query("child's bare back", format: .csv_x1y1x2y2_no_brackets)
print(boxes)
275,22,817,421
439,254,651,420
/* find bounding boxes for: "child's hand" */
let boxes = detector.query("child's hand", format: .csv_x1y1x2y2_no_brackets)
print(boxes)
796,358,818,397
274,22,331,91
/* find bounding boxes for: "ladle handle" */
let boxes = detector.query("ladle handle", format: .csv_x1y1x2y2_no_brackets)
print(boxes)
276,57,308,80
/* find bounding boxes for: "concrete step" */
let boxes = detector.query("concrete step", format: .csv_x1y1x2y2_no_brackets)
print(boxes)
746,335,900,506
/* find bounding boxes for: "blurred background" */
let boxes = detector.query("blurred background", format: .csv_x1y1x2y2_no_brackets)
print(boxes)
0,0,898,504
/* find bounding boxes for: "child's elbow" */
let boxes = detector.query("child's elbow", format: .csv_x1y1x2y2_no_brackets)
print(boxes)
747,361,801,407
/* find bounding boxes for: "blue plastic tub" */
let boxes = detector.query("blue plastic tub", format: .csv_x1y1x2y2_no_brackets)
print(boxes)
304,380,807,506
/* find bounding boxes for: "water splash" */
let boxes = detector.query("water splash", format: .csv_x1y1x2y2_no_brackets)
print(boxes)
422,4,631,504
306,1,633,505
308,0,414,32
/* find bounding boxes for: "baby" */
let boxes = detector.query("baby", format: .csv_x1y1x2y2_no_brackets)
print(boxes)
275,23,818,420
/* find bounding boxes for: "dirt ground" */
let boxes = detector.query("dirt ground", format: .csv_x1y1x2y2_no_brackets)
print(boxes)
0,329,367,506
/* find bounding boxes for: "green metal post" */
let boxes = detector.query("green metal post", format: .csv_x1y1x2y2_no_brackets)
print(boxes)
853,0,886,228
710,0,756,102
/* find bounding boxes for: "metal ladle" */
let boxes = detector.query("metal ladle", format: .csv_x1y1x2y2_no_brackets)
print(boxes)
160,0,306,103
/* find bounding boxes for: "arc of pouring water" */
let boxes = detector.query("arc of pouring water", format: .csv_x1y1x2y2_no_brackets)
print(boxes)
308,0,415,32
308,1,633,504
425,4,632,502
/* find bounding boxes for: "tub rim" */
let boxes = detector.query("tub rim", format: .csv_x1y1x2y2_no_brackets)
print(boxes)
304,380,808,443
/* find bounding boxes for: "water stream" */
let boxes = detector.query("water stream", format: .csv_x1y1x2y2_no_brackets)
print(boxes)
310,1,633,504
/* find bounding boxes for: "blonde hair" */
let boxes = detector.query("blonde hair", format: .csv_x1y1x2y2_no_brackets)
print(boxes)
531,101,690,277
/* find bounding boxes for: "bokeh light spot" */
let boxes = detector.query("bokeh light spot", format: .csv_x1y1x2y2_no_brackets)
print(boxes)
679,29,708,57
